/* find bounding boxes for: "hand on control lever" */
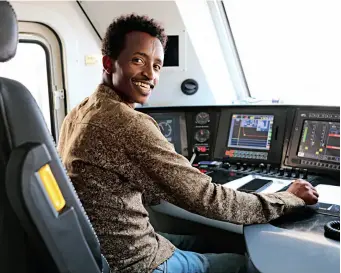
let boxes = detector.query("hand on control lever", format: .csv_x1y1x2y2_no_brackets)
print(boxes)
286,179,319,205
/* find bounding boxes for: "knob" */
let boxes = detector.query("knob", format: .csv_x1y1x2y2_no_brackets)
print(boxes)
236,163,241,170
303,169,308,179
259,163,265,172
294,168,300,178
243,163,248,170
279,168,285,176
222,162,231,169
273,168,279,175
286,168,292,177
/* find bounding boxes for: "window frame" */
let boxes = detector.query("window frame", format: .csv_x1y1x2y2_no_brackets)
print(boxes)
208,0,251,100
18,21,66,142
17,39,55,137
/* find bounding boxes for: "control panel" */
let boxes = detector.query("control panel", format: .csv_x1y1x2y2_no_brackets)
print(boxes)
214,107,287,165
193,112,211,156
148,112,189,157
189,110,219,162
143,107,220,162
285,108,340,173
138,105,340,184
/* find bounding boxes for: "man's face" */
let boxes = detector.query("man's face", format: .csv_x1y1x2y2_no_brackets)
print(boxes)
107,31,164,105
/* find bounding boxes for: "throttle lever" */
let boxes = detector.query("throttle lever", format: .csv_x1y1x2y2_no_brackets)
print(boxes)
190,147,200,165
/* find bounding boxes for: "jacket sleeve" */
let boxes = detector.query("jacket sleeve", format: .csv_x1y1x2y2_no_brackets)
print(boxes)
124,115,305,225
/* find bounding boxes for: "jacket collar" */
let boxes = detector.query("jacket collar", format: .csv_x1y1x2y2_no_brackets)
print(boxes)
96,84,134,109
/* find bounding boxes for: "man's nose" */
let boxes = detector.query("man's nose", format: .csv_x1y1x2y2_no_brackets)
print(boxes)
142,64,156,80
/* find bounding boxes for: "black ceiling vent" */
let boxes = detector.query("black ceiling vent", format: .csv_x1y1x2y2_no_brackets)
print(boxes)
181,79,198,95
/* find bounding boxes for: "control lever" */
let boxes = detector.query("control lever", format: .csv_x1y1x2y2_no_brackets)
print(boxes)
259,163,265,173
190,147,199,165
266,164,271,173
279,168,285,176
286,168,293,177
242,163,248,171
222,162,231,169
294,168,300,178
273,167,279,175
236,163,241,170
302,169,308,179
251,164,256,171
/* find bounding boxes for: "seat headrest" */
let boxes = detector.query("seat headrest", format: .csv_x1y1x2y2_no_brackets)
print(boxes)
0,1,18,62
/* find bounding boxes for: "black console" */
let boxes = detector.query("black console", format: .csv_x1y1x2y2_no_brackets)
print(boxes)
187,109,220,162
140,107,220,163
148,112,189,157
285,108,340,173
138,105,340,184
214,107,287,165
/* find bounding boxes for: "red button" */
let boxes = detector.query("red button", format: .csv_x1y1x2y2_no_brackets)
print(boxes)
198,146,207,152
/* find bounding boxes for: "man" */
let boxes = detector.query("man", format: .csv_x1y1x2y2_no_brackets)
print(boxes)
58,14,319,273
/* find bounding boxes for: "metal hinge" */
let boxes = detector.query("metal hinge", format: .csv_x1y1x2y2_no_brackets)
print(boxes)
53,89,65,110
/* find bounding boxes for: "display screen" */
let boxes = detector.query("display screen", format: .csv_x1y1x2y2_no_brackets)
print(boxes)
227,114,274,150
150,114,182,154
157,118,174,142
298,120,340,163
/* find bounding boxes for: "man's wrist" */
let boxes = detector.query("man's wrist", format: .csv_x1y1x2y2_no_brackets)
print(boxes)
276,191,306,210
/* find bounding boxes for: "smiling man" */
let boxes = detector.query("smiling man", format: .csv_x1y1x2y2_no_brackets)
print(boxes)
58,14,318,273
101,24,163,106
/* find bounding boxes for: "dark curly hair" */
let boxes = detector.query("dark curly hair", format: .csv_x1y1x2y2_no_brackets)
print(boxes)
101,14,168,60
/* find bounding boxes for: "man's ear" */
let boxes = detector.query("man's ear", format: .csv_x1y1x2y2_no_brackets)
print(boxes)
102,55,115,74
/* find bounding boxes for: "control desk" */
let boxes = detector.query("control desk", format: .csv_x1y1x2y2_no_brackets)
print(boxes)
138,105,340,273
139,105,339,178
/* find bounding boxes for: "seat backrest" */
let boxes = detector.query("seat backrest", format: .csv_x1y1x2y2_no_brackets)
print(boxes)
0,2,109,272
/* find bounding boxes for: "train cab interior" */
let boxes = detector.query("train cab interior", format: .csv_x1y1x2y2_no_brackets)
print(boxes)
0,1,340,273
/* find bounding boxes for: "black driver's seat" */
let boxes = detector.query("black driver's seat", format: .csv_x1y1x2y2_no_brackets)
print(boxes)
0,2,110,272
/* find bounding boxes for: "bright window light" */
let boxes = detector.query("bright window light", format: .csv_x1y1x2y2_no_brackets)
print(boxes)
176,0,237,104
223,0,341,105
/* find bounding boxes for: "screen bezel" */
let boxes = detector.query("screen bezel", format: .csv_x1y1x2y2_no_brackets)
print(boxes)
227,114,275,151
214,107,288,164
148,112,188,156
296,119,340,163
285,108,340,171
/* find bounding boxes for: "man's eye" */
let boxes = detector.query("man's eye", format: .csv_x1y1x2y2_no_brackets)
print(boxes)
154,64,161,71
132,58,143,63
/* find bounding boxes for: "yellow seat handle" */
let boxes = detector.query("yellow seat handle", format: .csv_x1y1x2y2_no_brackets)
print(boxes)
38,164,66,212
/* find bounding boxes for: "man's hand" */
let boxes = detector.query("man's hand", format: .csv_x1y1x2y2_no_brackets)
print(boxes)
287,179,319,205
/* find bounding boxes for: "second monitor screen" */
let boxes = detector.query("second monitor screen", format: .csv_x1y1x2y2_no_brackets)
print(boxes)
227,114,274,150
297,120,340,163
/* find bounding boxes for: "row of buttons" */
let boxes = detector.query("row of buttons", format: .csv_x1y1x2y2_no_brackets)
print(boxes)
233,150,267,156
232,150,268,160
301,160,340,170
308,113,340,119
233,154,268,160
